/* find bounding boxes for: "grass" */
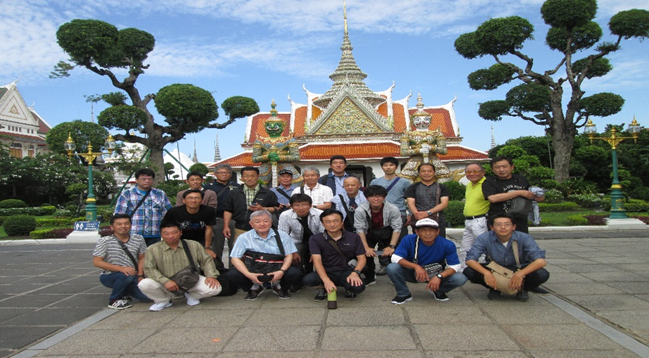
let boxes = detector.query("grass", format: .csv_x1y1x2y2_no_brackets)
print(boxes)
539,210,648,226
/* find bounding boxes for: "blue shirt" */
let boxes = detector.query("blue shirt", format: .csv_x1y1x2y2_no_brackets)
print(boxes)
270,185,296,206
331,192,367,221
466,230,546,267
394,234,460,266
230,228,297,258
370,177,412,214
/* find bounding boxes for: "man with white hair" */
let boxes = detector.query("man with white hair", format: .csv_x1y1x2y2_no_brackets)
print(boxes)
292,166,333,210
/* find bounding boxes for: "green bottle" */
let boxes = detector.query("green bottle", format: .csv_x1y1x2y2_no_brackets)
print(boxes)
327,289,337,309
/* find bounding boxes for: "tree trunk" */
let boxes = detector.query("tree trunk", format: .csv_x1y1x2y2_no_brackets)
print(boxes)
550,116,575,183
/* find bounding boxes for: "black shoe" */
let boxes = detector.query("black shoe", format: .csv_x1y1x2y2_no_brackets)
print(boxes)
391,294,412,305
245,287,264,301
529,286,549,294
487,289,501,300
314,288,327,301
345,291,358,299
289,282,303,293
273,286,291,299
364,277,376,286
432,291,449,302
516,290,529,302
121,295,133,302
376,266,388,276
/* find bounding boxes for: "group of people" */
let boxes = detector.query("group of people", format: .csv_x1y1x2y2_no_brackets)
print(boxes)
95,155,549,311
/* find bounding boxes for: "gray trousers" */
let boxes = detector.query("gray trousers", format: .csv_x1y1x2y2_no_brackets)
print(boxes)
211,217,235,269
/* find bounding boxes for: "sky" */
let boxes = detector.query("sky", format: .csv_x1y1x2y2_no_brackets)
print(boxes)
2,0,648,163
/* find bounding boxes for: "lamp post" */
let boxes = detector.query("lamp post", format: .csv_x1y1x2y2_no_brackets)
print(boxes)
64,134,116,221
584,117,642,219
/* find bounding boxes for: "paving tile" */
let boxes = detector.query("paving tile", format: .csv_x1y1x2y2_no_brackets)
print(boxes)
12,275,68,285
32,284,100,295
565,294,649,311
327,306,404,326
426,351,527,358
581,271,649,283
131,327,235,354
528,349,640,358
502,324,626,350
596,310,649,333
605,281,649,294
543,282,622,295
88,311,178,330
0,308,35,324
223,326,320,352
322,351,422,358
49,293,107,308
0,326,62,349
0,294,69,308
321,326,416,351
0,284,46,295
4,307,100,326
240,307,324,326
483,306,580,325
547,273,596,283
405,305,491,325
416,324,519,351
39,328,157,355
552,264,623,273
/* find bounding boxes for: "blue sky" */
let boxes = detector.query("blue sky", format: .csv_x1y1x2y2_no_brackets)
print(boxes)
2,0,648,163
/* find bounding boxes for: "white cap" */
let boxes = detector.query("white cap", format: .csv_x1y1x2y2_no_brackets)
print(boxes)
415,218,439,228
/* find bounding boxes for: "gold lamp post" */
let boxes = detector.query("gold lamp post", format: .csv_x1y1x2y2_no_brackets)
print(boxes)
64,133,116,221
584,117,642,219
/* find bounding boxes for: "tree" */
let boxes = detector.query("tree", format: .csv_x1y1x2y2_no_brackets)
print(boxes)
454,0,649,182
46,120,109,155
189,163,209,176
51,19,260,183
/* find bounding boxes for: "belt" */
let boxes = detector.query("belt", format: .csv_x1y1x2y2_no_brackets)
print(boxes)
465,214,487,220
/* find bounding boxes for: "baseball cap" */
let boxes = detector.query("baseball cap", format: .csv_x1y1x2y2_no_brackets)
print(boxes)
415,218,439,228
278,169,293,175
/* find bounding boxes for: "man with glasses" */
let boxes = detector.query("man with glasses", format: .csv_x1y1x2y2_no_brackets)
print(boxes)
464,213,549,301
205,164,241,269
459,163,490,271
162,189,217,258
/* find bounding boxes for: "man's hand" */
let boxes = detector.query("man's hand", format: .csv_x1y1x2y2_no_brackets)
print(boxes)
324,280,337,294
382,247,395,256
483,272,498,290
365,247,376,257
347,271,363,287
509,272,525,291
405,215,412,227
246,272,263,284
292,253,302,264
205,277,221,289
205,248,217,259
427,276,441,292
118,266,136,276
414,211,429,220
414,265,429,283
270,270,284,283
165,280,180,292
248,203,264,212
223,227,231,239
518,190,536,199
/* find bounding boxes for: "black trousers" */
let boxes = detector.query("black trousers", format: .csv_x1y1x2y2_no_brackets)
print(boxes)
464,263,549,291
226,266,303,292
364,226,393,279
302,270,365,295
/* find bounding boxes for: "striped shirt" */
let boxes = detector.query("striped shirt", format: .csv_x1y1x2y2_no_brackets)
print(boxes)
243,185,261,206
93,234,147,271
114,187,172,238
292,183,333,206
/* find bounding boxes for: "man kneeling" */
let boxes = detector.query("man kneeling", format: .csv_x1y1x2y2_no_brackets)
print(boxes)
464,213,549,301
139,222,222,311
388,218,467,304
304,209,366,301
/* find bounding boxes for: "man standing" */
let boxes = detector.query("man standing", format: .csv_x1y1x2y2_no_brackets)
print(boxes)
271,168,296,217
370,157,412,239
319,155,349,198
330,176,367,232
93,214,150,310
405,163,450,237
464,213,549,301
227,210,301,300
482,157,545,233
305,209,366,301
354,185,402,282
163,189,217,258
387,218,467,304
204,164,241,269
114,168,172,246
292,167,333,210
459,163,490,270
176,172,218,209
223,167,279,251
139,222,222,311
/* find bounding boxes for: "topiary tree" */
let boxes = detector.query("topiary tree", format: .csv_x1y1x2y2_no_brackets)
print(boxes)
188,163,210,176
4,215,37,236
0,199,27,208
46,120,109,155
51,19,260,183
454,0,649,182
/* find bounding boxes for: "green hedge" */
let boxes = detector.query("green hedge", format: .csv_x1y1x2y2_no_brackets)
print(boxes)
566,215,588,226
30,226,112,239
0,206,57,216
4,215,37,236
624,200,649,213
0,199,27,208
537,202,581,212
35,218,77,227
445,201,465,228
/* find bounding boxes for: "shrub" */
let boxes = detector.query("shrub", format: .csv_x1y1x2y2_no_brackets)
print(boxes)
30,226,111,239
558,178,598,197
97,207,115,223
583,215,607,225
0,199,27,208
444,201,465,228
35,218,75,227
4,215,38,236
0,216,7,225
444,180,466,201
569,193,606,209
156,180,188,206
566,215,588,226
537,202,581,212
53,209,72,217
543,188,564,204
624,200,649,213
0,207,56,216
630,187,649,201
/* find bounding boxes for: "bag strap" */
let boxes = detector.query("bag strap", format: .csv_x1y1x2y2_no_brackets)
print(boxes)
272,228,285,256
413,236,420,264
216,184,230,196
338,194,351,215
276,187,292,200
435,182,441,206
129,189,151,219
115,236,138,268
325,232,349,261
180,239,198,273
512,239,521,269
385,177,401,192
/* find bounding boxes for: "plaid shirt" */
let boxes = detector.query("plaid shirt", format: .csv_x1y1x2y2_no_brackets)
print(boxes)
243,185,260,206
114,187,172,237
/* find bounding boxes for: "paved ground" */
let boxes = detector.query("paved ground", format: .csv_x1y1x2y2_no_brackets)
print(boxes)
1,228,649,357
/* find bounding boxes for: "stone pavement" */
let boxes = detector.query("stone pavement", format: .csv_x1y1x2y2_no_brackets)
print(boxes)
2,228,649,357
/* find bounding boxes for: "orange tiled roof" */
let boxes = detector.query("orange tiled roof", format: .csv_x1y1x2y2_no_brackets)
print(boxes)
393,103,407,133
407,108,456,137
439,146,488,161
293,106,307,137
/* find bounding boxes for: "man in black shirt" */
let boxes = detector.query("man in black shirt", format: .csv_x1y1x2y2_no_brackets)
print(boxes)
405,163,450,237
162,189,217,258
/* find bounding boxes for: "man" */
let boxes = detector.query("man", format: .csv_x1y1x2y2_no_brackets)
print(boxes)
292,167,333,210
114,168,172,246
464,213,549,301
223,166,279,250
277,194,324,277
176,171,218,209
271,168,296,217
319,155,349,199
370,157,412,239
93,214,150,310
405,163,450,237
138,222,222,311
482,156,545,234
163,189,217,258
354,185,402,282
204,164,241,269
387,218,467,304
304,209,366,301
459,163,490,271
227,210,301,300
330,176,367,232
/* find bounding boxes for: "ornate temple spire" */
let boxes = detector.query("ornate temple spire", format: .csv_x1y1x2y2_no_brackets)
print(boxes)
312,1,386,109
192,138,198,163
410,93,432,131
490,125,496,149
213,133,222,162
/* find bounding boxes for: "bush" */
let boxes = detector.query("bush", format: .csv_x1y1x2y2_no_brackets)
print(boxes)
558,178,598,197
583,215,607,225
444,201,465,228
624,199,649,213
568,193,605,209
0,207,55,216
444,180,466,201
566,215,588,226
53,209,72,217
630,187,649,201
0,199,27,208
537,202,581,212
4,215,38,236
0,216,6,225
30,225,111,239
97,207,115,223
156,180,188,206
543,188,564,204
35,218,75,227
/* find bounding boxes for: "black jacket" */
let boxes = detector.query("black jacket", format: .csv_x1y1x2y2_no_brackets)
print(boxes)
225,186,278,230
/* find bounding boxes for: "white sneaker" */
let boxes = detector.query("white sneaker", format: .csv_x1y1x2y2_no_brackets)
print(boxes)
149,300,172,311
185,292,200,306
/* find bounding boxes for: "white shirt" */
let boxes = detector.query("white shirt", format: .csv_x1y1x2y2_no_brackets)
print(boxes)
292,183,333,206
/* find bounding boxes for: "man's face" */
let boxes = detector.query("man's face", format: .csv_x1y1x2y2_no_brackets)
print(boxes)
161,226,182,246
303,171,319,186
491,217,516,238
110,218,131,236
278,173,293,187
330,159,346,175
241,170,259,188
183,192,202,209
418,165,436,182
135,174,154,190
382,162,397,175
291,201,311,217
250,214,272,236
343,178,361,197
492,160,514,180
186,175,203,190
321,213,344,234
415,226,439,243
367,194,385,209
215,168,232,183
465,164,485,184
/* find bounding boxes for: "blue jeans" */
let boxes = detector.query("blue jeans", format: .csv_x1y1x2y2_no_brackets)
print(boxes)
387,263,467,297
99,272,151,302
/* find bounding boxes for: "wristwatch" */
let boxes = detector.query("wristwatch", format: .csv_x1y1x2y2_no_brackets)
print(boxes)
353,270,362,276
389,245,396,249
280,269,287,273
436,274,443,280
427,210,433,216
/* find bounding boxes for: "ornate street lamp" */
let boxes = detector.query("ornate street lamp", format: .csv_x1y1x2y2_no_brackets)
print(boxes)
64,133,116,221
584,117,642,219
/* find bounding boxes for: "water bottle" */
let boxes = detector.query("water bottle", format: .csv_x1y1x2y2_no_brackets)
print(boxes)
327,289,337,309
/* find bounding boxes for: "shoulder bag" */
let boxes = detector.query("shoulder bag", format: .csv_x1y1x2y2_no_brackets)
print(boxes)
506,197,533,219
169,239,201,292
485,240,521,295
243,228,286,274
413,235,444,278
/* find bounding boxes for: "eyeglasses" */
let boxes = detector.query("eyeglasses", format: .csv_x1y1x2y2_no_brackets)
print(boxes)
493,223,513,227
215,171,230,175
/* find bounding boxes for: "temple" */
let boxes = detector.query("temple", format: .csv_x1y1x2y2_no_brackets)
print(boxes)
215,7,487,185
